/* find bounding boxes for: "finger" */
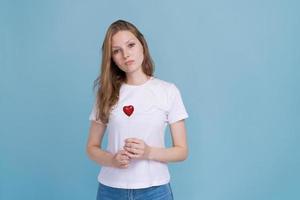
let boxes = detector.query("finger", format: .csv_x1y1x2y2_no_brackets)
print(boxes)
128,154,139,159
120,159,129,164
124,146,137,154
128,143,144,150
116,153,126,160
125,150,139,159
127,148,143,158
121,155,130,160
120,164,129,169
125,143,138,149
124,142,135,149
119,150,130,159
119,150,127,154
125,138,141,144
124,150,133,157
123,146,131,153
123,143,131,148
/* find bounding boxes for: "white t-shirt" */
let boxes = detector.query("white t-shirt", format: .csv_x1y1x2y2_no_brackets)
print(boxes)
89,77,188,189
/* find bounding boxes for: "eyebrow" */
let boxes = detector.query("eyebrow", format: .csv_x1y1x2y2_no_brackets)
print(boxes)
112,39,135,49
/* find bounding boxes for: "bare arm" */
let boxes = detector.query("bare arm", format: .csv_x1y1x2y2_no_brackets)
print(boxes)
124,119,188,163
86,121,113,166
86,121,130,168
149,120,188,162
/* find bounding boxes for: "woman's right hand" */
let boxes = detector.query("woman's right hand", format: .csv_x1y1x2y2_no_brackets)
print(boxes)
111,150,131,169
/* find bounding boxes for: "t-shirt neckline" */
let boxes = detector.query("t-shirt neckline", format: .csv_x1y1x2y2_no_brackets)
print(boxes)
122,76,154,88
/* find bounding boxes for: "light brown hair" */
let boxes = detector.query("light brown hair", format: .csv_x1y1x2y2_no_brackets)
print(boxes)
94,20,154,124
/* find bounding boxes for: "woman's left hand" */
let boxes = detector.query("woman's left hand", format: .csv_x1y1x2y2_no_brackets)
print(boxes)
123,138,151,160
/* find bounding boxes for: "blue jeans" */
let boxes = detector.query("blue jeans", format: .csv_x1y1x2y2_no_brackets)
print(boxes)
96,182,174,200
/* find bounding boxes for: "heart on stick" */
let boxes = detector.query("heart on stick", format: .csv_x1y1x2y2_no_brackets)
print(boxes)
123,105,134,117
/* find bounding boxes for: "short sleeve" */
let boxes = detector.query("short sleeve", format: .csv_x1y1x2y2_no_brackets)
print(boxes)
167,84,189,124
89,102,106,125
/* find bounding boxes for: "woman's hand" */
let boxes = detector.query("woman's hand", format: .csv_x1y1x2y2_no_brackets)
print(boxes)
111,150,131,169
123,138,151,160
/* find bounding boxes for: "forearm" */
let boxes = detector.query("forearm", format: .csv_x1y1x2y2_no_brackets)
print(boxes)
148,146,188,163
86,146,114,167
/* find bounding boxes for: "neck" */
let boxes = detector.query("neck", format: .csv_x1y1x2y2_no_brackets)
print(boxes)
125,73,150,86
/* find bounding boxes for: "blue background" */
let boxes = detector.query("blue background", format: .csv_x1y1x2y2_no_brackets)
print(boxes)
1,0,299,199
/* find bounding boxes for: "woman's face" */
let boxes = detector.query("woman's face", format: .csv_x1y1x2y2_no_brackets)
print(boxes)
111,30,144,75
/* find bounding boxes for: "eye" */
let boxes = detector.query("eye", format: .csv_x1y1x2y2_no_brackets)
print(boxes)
128,43,135,48
112,49,120,55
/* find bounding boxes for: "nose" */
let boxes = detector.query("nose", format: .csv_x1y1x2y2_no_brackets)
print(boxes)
122,49,130,59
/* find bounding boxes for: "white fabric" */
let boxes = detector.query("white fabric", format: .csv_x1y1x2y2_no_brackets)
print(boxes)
89,77,188,189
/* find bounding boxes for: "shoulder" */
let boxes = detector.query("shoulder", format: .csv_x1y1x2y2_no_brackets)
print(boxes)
150,78,182,99
148,77,182,104
150,77,177,91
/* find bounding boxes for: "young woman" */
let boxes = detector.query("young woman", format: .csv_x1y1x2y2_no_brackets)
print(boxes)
86,19,189,200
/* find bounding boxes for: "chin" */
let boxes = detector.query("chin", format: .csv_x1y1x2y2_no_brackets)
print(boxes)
124,66,141,74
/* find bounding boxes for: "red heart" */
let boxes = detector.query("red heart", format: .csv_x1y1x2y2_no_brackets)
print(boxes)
123,105,134,117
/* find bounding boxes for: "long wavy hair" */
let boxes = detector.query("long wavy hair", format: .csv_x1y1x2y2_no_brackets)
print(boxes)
94,20,154,124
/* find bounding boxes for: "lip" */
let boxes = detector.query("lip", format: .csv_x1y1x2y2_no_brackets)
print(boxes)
125,60,134,65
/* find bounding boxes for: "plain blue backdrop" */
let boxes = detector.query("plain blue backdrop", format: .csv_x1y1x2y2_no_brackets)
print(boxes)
0,0,299,199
